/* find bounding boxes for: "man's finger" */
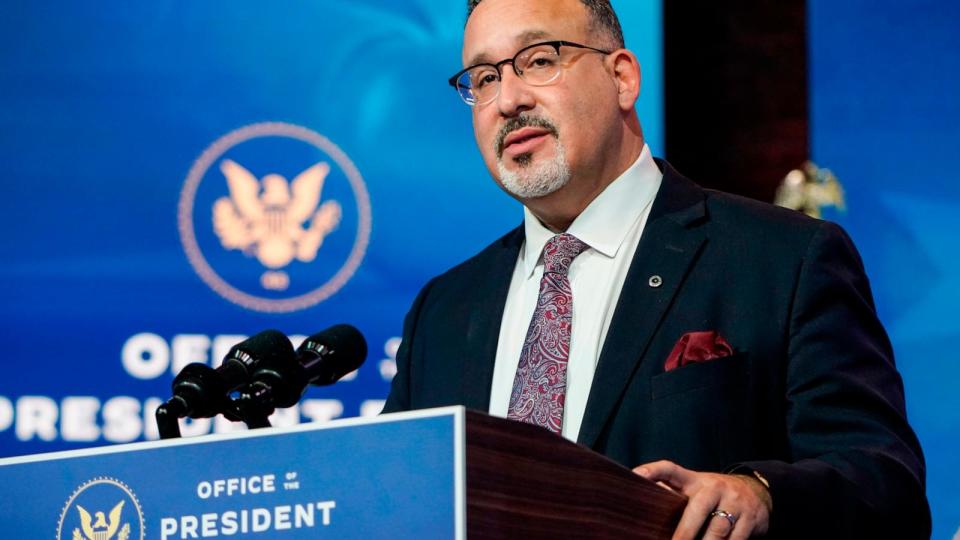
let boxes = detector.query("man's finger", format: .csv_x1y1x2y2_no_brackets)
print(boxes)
634,460,694,490
670,489,720,540
727,513,754,540
702,510,736,540
655,480,680,494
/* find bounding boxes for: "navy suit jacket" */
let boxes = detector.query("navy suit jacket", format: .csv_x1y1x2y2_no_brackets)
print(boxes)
383,161,930,538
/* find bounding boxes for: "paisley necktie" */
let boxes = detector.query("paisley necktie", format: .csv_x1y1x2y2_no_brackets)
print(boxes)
507,233,589,434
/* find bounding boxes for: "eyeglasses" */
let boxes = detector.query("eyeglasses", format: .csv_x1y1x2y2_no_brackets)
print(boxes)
448,40,612,106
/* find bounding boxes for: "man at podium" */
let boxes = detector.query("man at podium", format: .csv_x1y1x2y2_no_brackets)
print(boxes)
383,0,929,537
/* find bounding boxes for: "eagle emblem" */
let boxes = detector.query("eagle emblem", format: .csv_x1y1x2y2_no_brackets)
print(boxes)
212,159,342,290
72,501,130,540
775,161,846,219
178,122,372,312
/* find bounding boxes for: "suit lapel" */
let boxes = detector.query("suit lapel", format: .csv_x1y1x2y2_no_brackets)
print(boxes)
578,162,708,448
459,227,524,411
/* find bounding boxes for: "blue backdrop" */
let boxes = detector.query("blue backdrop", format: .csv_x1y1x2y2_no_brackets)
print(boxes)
0,0,662,454
4,0,956,536
809,1,960,536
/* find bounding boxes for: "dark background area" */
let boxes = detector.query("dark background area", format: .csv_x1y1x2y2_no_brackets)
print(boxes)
664,1,808,202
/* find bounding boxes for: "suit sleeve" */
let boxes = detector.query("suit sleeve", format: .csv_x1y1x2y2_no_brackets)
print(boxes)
380,277,436,414
732,221,930,538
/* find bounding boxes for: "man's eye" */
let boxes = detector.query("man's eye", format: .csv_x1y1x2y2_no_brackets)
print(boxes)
526,56,556,70
475,72,498,89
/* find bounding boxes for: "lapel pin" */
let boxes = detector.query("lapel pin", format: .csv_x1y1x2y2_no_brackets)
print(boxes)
648,275,663,288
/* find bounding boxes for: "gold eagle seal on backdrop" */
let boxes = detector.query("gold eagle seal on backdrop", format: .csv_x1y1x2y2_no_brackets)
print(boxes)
213,159,342,289
178,122,372,313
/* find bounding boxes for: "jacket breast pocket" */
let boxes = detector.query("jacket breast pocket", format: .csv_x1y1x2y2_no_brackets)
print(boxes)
649,353,750,471
651,353,748,399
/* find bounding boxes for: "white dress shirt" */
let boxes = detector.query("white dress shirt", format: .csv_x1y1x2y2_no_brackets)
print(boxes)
488,144,663,441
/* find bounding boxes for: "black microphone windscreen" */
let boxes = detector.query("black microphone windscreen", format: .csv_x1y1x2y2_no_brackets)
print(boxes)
298,324,368,385
226,329,296,370
317,324,367,361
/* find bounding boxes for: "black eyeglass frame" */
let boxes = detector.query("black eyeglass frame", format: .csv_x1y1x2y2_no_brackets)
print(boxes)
447,40,613,105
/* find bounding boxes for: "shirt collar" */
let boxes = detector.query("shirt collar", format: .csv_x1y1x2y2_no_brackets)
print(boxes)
521,144,663,277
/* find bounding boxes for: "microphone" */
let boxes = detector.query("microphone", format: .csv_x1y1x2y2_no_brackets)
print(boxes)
234,325,367,422
297,324,368,387
156,330,295,435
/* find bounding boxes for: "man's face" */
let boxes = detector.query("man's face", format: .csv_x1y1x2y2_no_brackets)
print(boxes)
463,0,620,201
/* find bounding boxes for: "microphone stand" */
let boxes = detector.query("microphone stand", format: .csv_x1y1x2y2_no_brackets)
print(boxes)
232,384,276,430
155,394,252,439
155,398,185,439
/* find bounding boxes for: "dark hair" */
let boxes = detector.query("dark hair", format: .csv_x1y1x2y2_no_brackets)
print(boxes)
466,0,625,49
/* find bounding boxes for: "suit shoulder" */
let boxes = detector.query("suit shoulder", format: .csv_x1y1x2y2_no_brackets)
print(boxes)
701,188,835,249
703,188,819,229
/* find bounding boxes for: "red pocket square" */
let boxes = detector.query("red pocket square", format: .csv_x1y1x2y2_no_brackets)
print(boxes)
663,331,734,372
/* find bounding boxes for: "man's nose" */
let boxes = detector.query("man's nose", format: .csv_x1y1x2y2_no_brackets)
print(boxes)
496,67,535,117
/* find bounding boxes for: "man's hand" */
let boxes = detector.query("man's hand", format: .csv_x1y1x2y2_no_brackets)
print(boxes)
634,460,772,539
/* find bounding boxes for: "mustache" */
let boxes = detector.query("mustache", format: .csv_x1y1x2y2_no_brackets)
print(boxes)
495,115,559,158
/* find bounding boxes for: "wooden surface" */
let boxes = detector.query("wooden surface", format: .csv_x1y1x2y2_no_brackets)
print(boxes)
465,410,685,539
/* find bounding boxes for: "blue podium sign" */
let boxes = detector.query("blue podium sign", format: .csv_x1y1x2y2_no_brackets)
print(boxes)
0,407,465,539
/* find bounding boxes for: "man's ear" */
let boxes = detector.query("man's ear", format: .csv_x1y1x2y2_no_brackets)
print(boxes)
607,49,641,111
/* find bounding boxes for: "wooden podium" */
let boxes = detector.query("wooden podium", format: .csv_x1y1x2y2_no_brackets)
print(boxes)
0,406,684,539
465,409,684,538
